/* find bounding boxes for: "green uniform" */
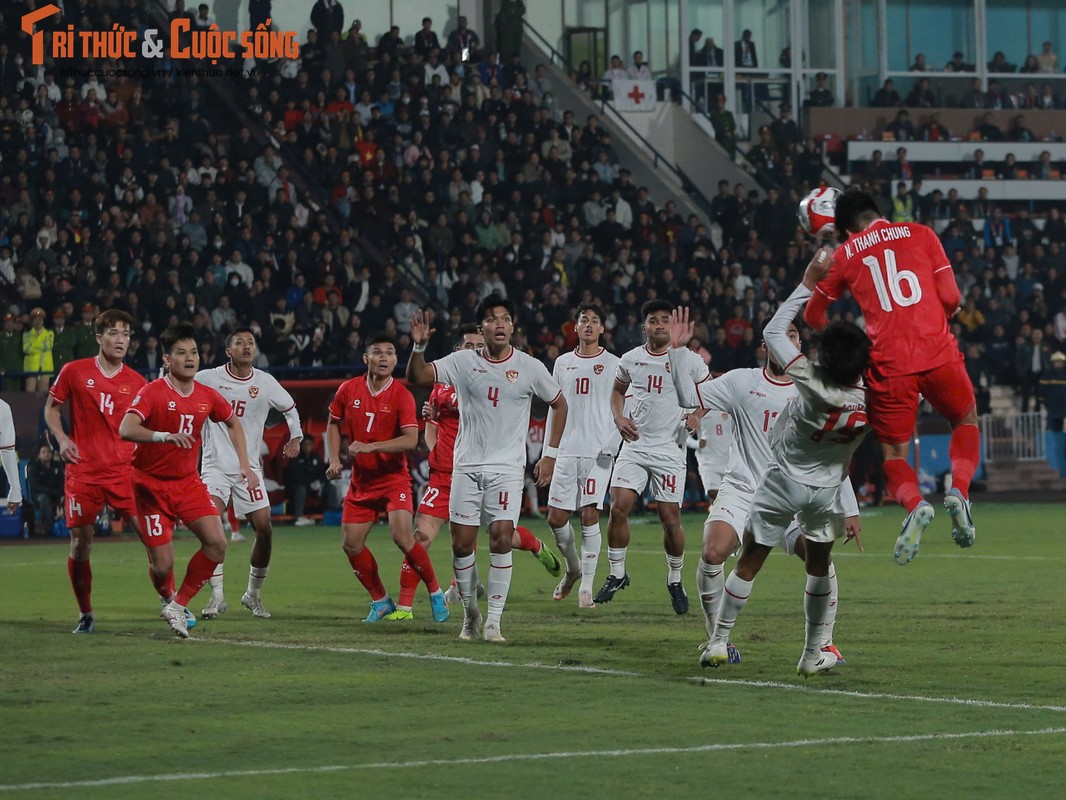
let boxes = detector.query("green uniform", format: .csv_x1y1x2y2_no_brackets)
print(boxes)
0,331,22,374
52,325,77,373
73,322,97,360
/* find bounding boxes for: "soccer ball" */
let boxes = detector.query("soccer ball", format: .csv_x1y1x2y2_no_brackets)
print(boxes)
798,185,842,236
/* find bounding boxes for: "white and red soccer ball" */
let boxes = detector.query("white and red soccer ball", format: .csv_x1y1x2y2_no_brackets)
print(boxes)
798,185,842,236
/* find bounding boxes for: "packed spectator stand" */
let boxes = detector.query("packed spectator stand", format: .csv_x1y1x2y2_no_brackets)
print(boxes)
1,1,1065,525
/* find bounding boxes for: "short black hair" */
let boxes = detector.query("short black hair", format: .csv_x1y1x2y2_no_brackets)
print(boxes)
475,293,516,323
576,303,606,325
225,327,256,348
95,309,133,334
834,188,881,236
641,299,673,320
161,323,197,355
456,323,480,341
816,321,870,386
365,333,397,351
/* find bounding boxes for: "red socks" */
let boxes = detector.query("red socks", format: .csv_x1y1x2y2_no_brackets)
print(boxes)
514,525,540,552
404,541,440,593
949,424,980,499
176,550,221,607
68,557,93,614
883,458,924,512
398,560,420,607
347,548,387,601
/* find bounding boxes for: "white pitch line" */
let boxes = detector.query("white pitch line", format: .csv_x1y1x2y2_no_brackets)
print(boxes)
2,726,1064,792
207,639,1066,714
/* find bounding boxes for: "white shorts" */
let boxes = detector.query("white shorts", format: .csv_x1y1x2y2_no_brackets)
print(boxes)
698,464,726,494
610,447,684,504
450,470,524,526
547,454,613,511
706,481,750,548
707,479,804,555
749,466,845,550
201,466,269,517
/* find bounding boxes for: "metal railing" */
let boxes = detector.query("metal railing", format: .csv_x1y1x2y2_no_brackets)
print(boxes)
979,411,1047,463
522,21,716,214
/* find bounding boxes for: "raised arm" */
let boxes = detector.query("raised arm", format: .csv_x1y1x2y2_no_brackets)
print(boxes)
405,309,438,386
770,250,828,369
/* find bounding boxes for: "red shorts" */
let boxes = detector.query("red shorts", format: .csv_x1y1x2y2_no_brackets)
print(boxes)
866,351,976,445
132,472,221,547
65,470,138,528
416,470,452,520
342,477,414,524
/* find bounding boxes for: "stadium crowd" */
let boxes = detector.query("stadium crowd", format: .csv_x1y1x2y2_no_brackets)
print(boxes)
1,1,1065,523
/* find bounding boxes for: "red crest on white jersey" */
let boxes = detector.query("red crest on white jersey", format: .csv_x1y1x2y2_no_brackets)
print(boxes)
249,386,259,398
593,364,604,374
506,370,519,383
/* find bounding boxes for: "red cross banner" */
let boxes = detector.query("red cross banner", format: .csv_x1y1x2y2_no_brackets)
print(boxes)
613,80,657,112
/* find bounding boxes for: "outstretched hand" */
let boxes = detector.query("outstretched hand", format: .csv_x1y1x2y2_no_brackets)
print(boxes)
668,307,695,349
410,309,436,345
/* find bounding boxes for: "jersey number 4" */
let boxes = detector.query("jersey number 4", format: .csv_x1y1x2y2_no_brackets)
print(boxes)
863,249,922,312
811,407,868,444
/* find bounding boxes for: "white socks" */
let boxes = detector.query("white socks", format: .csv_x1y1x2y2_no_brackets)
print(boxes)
666,553,684,584
208,562,224,597
453,552,479,613
824,562,838,646
248,565,268,595
552,522,581,574
714,571,753,643
580,523,601,593
607,546,628,578
486,551,513,626
697,559,724,638
803,573,833,653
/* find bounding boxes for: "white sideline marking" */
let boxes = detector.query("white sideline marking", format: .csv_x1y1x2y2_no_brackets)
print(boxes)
3,727,1064,792
210,639,1066,714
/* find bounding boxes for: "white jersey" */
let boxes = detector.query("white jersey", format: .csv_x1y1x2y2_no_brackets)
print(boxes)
616,344,703,456
195,364,303,474
0,399,15,451
673,358,798,494
548,347,619,457
433,346,561,474
765,285,870,488
0,398,21,505
696,409,734,474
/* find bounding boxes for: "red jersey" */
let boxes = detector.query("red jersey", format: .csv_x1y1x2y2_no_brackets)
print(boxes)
49,357,146,481
127,376,233,480
427,383,459,474
328,376,418,487
816,220,958,377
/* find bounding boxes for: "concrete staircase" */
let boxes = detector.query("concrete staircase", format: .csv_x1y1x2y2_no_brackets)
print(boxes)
983,461,1066,492
988,385,1016,415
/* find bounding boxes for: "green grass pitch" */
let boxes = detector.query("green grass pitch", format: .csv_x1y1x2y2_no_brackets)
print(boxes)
2,504,1065,799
